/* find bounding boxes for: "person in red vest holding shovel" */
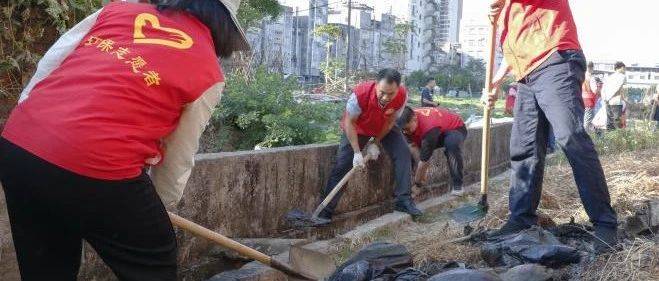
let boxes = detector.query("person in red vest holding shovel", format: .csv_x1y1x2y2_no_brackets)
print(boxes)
0,0,249,280
397,106,467,196
483,0,618,253
316,69,423,221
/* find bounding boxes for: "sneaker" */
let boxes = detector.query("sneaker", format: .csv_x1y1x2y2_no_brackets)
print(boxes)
451,186,464,196
594,226,618,254
489,220,531,238
395,200,423,217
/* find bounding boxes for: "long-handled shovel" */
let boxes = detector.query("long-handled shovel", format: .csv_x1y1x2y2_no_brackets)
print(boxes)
285,141,378,227
450,17,498,224
168,212,317,280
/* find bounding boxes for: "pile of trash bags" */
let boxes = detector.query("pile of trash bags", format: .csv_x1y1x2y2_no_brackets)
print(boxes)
329,225,593,281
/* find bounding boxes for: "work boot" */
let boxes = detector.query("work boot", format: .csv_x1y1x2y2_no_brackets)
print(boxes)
594,226,618,254
395,199,423,218
317,208,333,221
489,220,531,238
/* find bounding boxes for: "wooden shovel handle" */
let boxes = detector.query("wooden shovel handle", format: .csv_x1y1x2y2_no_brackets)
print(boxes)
480,19,498,196
311,152,374,218
168,212,271,263
168,212,316,280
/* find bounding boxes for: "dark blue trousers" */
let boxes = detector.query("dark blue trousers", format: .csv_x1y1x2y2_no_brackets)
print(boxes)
508,50,618,229
320,128,412,216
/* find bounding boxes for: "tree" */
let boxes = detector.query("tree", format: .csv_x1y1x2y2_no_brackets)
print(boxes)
314,24,351,95
237,0,282,29
383,22,413,71
464,58,486,93
313,24,342,39
427,59,487,95
405,70,428,90
1,0,102,121
228,0,283,77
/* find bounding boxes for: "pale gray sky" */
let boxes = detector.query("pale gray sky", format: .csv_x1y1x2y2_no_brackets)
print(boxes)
280,0,659,65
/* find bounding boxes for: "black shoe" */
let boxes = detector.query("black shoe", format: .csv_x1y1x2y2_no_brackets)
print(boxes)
317,209,332,220
594,226,618,254
395,200,423,217
489,220,531,238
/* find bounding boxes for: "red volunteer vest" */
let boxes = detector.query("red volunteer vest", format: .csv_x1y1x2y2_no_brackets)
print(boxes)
2,2,223,180
341,81,407,137
505,95,516,114
581,81,597,108
411,107,464,147
499,0,581,80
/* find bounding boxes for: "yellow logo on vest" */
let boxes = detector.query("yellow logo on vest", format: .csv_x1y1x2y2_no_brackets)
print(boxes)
416,108,431,117
133,13,193,49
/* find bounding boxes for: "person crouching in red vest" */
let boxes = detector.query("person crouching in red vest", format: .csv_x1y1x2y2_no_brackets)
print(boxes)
0,0,249,280
317,69,422,221
397,106,467,196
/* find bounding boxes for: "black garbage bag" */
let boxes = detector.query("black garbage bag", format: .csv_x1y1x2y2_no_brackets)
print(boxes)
331,260,371,281
501,264,554,281
393,268,428,281
546,220,598,253
481,226,581,268
329,242,414,281
427,269,502,281
417,260,469,276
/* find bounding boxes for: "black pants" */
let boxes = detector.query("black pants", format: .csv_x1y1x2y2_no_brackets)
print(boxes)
0,138,177,281
606,104,623,130
509,50,617,229
439,127,467,189
320,128,412,216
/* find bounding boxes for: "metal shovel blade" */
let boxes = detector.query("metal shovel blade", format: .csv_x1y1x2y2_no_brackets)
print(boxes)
289,245,336,281
285,209,331,228
450,202,487,224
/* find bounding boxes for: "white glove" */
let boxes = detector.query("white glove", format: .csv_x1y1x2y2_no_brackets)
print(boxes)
366,144,380,160
481,87,498,109
353,152,365,169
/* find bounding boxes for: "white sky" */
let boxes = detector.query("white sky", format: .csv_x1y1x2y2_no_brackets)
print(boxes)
279,0,659,65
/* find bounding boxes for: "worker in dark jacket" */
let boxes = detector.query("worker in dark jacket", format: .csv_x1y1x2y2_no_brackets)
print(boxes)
484,0,618,253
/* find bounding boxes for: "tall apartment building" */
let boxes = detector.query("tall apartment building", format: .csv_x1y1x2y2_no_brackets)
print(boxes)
247,6,295,74
407,0,463,73
459,18,503,67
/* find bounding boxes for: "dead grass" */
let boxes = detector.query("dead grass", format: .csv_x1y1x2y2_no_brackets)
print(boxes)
579,238,659,281
329,148,659,280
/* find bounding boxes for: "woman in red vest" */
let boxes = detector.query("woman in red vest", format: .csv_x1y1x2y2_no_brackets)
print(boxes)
316,69,422,221
0,0,248,279
397,106,467,196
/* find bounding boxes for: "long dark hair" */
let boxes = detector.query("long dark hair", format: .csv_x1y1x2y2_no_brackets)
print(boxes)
156,0,244,58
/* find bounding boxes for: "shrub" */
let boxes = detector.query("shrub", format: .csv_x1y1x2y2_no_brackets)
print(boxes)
1,0,101,104
213,67,343,151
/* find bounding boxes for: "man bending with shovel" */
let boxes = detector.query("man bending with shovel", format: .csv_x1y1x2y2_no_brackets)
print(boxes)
484,0,618,253
316,68,422,221
397,106,467,196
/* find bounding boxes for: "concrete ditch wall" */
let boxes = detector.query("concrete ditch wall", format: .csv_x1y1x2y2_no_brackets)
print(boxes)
0,123,512,280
